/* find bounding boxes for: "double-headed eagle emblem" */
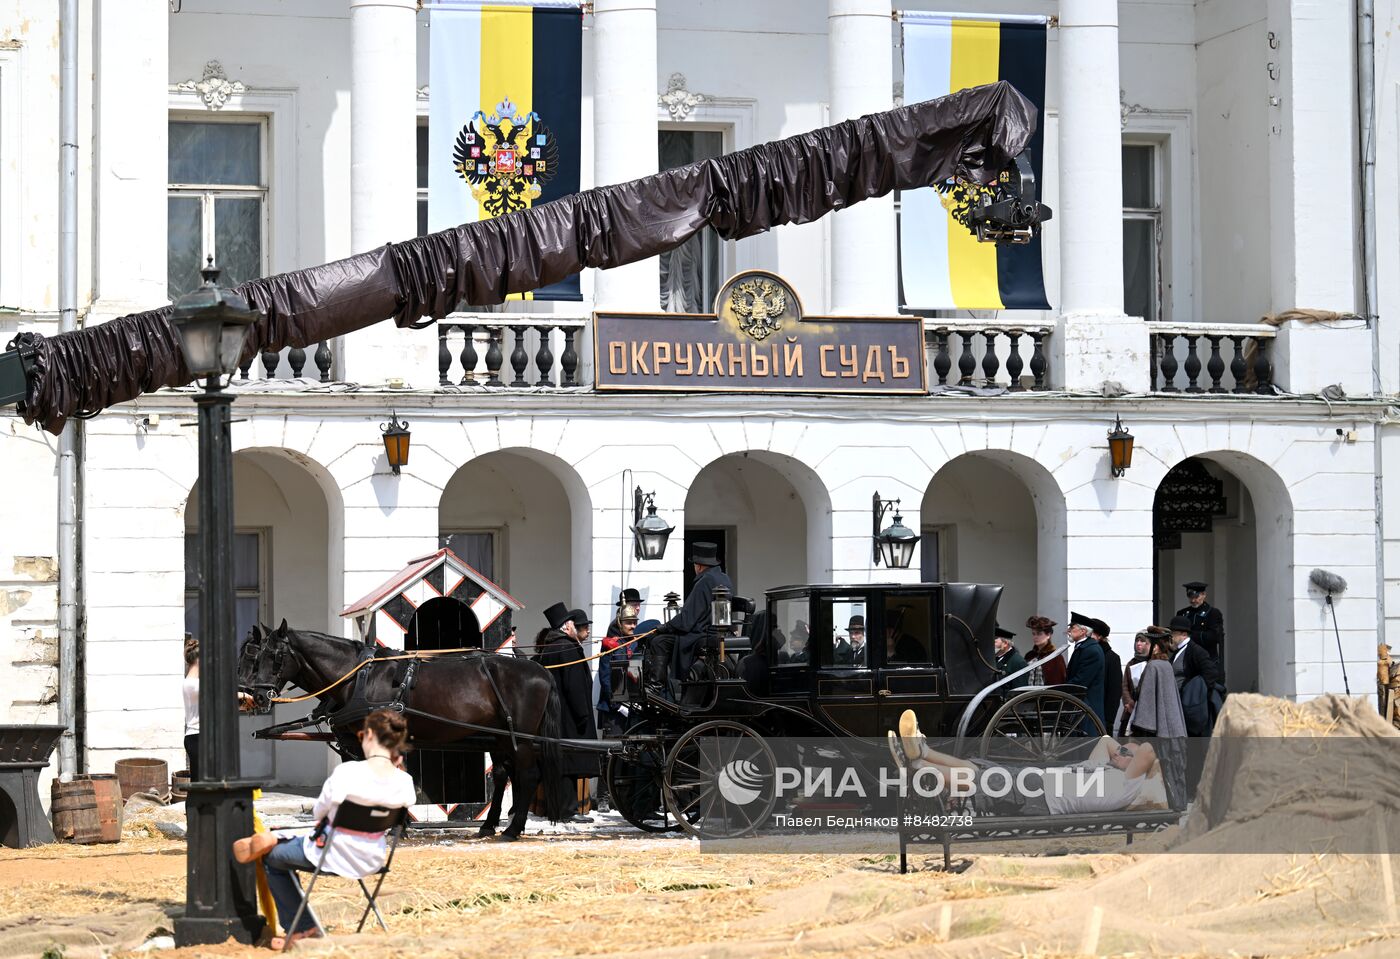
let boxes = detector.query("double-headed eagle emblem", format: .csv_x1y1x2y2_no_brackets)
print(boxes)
729,277,787,341
935,177,999,231
453,97,560,217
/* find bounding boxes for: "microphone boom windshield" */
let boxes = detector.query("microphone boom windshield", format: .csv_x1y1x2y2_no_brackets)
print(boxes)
1309,568,1348,596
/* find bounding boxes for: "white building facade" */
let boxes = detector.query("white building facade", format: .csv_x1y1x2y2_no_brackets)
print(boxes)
3,0,1399,787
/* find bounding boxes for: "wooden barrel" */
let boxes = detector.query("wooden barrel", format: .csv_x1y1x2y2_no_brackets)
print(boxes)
80,774,124,843
51,778,101,844
172,769,191,802
114,757,169,801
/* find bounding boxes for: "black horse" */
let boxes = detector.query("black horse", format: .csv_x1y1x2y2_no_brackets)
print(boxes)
237,621,566,840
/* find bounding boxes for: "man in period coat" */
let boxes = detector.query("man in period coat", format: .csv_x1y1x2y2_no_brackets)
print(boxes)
833,614,866,666
1064,611,1107,732
1169,613,1225,736
994,625,1029,685
1090,618,1123,736
1175,581,1225,660
647,542,734,694
536,602,598,821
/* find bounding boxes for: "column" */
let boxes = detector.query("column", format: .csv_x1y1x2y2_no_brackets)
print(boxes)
91,0,169,320
341,0,420,383
1266,0,1371,395
827,0,896,315
592,0,659,311
1056,0,1149,391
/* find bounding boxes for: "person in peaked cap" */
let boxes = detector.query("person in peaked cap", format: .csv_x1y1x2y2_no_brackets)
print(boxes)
1089,618,1123,739
993,625,1029,686
536,602,598,821
1064,612,1107,732
647,541,734,696
1175,581,1225,661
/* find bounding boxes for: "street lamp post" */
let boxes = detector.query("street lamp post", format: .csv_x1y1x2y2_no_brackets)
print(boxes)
171,260,265,946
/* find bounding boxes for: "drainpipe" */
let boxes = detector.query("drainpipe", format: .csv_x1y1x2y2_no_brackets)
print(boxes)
1357,0,1387,663
57,0,83,778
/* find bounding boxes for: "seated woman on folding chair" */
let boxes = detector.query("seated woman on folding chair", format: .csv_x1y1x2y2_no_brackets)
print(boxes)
233,709,417,948
891,710,1170,816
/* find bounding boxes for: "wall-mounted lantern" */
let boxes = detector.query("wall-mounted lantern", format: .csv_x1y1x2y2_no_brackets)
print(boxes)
631,487,675,561
380,412,411,475
872,491,920,569
1108,415,1135,479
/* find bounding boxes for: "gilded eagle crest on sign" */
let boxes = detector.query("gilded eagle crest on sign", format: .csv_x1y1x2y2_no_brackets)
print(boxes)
453,97,560,217
729,277,788,341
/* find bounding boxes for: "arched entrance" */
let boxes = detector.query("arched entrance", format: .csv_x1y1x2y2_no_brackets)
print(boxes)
684,452,833,601
1153,454,1293,696
439,449,592,624
921,451,1066,634
185,447,343,787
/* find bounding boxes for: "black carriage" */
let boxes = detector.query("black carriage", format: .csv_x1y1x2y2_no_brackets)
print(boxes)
605,582,1103,839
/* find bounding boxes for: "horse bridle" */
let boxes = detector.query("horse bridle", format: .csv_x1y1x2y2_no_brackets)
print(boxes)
238,635,296,714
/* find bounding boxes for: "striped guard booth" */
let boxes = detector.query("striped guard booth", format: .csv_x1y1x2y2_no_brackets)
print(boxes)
428,0,584,300
898,12,1051,311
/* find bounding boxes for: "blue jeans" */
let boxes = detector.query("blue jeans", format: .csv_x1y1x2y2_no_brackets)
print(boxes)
263,835,319,934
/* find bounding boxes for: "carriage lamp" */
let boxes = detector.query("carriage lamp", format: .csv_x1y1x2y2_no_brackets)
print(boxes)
711,585,732,658
663,591,682,622
872,492,920,569
380,412,411,475
170,257,259,384
1107,415,1135,479
631,487,675,561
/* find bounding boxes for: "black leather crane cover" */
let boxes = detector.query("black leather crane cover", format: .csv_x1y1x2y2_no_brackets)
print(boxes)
10,81,1035,433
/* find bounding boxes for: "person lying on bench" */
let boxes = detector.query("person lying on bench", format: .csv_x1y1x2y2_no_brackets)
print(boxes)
893,710,1168,816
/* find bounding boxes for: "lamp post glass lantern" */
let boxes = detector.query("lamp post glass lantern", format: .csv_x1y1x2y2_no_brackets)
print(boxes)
381,413,411,475
632,487,675,561
663,591,682,623
1108,415,1135,478
170,260,265,946
872,492,920,570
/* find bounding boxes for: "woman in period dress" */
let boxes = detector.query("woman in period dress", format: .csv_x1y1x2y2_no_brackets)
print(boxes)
1023,615,1067,686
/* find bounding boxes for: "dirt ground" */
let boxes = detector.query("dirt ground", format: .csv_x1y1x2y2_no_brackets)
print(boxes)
5,694,1400,958
1,830,1398,959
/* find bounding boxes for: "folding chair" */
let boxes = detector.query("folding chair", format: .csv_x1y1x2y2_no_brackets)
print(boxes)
281,800,408,949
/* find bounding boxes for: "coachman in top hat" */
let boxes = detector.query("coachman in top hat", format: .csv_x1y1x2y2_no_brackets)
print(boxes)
646,542,733,695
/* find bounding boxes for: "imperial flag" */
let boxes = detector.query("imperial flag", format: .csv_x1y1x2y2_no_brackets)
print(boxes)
429,2,583,300
898,14,1051,311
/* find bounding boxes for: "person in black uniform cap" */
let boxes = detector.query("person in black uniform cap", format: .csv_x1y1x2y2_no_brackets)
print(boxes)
535,603,598,822
1089,618,1123,737
647,542,733,694
993,626,1029,685
1064,612,1106,732
1176,581,1225,660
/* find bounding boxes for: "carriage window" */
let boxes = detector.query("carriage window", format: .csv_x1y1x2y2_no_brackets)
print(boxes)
818,598,869,669
884,595,936,666
772,597,810,667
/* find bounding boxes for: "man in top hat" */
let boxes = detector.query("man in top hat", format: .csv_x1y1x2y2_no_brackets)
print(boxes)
834,614,866,666
1176,581,1224,660
647,542,734,694
1064,612,1107,732
1089,618,1123,737
994,625,1029,685
536,603,598,821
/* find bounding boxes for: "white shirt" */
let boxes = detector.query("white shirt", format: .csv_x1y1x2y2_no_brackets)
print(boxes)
183,673,200,736
1042,764,1147,815
1173,636,1191,662
302,759,417,878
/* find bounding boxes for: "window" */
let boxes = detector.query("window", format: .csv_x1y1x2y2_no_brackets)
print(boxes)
884,594,935,665
185,530,266,647
440,531,497,582
772,596,810,667
168,118,268,300
658,129,725,312
1122,142,1163,323
816,596,869,669
920,526,953,584
417,122,430,237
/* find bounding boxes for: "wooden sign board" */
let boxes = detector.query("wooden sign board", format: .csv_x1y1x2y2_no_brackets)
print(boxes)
593,271,927,394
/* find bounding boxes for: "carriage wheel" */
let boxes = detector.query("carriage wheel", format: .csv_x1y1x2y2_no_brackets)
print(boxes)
605,733,683,834
977,689,1105,765
663,720,777,841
